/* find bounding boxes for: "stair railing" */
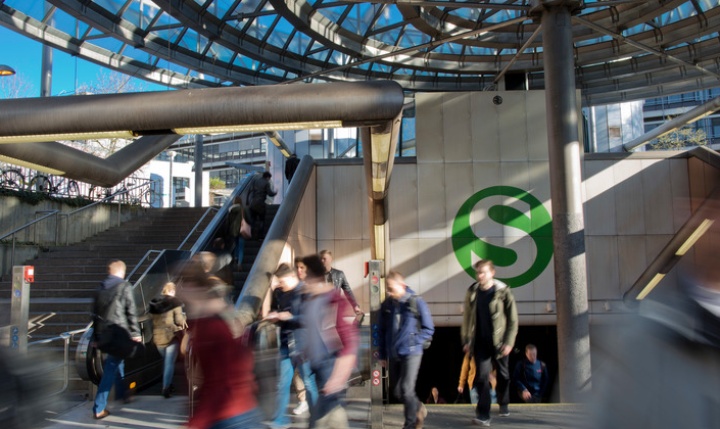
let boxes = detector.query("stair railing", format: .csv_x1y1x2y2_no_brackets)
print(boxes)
0,209,60,269
176,206,219,250
26,323,93,397
58,179,160,245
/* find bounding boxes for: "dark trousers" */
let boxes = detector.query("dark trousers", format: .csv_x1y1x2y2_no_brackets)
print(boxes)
390,354,423,429
474,354,509,420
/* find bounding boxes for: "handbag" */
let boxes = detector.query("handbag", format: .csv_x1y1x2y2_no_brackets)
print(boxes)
96,324,142,359
240,217,252,240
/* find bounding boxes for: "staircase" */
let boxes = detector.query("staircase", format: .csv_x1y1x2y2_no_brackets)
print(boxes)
0,207,212,345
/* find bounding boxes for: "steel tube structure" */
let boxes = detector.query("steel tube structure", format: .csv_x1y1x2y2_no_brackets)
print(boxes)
0,81,405,139
534,0,592,402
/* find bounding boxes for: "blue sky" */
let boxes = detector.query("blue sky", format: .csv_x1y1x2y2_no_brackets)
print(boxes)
0,26,168,97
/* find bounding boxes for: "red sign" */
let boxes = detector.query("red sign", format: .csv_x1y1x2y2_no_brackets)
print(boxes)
372,378,380,386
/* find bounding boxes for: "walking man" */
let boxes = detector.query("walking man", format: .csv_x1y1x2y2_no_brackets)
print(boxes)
247,171,276,240
461,260,518,427
378,271,435,429
319,250,363,317
91,259,142,420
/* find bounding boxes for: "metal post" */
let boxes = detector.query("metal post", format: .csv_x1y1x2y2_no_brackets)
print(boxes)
10,265,33,353
194,135,203,207
368,260,385,429
40,3,53,97
534,0,591,402
168,150,177,208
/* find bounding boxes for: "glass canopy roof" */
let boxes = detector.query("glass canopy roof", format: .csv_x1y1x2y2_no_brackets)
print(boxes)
2,0,719,106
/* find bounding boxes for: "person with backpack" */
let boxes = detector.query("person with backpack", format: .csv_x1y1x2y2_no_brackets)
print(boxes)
378,271,435,429
461,259,518,427
91,259,142,420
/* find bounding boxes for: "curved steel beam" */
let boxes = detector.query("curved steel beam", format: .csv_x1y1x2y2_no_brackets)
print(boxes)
0,135,180,187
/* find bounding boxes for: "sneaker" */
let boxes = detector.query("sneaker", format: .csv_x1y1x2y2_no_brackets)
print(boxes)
499,405,509,417
292,401,309,415
472,418,491,427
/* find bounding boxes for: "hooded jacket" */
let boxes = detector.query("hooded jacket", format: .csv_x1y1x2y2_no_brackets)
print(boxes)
461,280,518,359
92,275,141,341
148,295,186,347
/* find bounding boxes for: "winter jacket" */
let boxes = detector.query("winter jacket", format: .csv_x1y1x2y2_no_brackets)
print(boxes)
513,358,548,397
148,295,186,347
378,288,435,360
92,275,141,341
461,280,518,358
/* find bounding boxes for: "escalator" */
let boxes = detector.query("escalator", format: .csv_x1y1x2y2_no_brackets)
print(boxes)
75,173,267,390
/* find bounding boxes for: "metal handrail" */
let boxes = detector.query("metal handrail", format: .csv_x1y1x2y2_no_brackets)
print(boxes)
59,179,160,245
176,206,219,250
126,249,163,281
27,323,92,397
0,209,61,268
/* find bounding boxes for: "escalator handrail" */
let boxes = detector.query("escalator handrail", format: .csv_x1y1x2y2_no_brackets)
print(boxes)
235,155,315,324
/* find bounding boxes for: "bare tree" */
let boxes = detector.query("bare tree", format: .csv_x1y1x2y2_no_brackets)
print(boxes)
650,125,708,150
0,73,36,99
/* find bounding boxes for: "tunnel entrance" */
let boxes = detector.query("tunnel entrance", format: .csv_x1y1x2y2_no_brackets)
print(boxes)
396,326,559,405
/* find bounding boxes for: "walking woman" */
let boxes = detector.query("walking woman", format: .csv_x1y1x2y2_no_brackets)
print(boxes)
149,282,186,398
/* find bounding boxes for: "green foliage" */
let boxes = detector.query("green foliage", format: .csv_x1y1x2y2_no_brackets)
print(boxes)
650,126,708,150
209,177,226,189
0,188,94,207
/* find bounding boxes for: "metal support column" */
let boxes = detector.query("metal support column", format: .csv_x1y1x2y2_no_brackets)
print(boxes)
533,0,591,402
40,3,53,97
368,260,385,429
194,134,203,207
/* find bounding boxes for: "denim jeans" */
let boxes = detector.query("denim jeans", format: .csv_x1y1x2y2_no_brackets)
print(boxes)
234,237,245,265
271,346,318,427
93,354,126,414
156,339,179,390
309,357,346,429
390,354,423,429
208,407,264,429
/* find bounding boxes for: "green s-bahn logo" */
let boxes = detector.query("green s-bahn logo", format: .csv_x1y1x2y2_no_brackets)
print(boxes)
451,186,553,288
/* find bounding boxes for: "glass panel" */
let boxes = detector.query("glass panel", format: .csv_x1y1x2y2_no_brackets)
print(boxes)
267,17,293,48
286,31,312,55
5,0,44,20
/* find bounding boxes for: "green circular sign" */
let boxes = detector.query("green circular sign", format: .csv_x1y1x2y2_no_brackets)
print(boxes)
451,186,553,288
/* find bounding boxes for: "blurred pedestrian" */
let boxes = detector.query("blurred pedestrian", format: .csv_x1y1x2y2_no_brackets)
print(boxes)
263,263,318,429
148,282,187,398
378,271,435,429
179,264,264,429
591,241,720,429
425,387,446,404
91,259,142,420
513,344,548,403
226,197,250,268
461,259,518,426
299,255,359,429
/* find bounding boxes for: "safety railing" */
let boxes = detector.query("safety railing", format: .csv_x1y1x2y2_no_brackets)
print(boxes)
27,323,92,397
176,206,219,250
58,179,159,245
0,209,61,268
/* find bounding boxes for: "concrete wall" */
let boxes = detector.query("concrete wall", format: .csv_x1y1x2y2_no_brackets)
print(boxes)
310,91,702,328
0,195,145,277
286,166,319,262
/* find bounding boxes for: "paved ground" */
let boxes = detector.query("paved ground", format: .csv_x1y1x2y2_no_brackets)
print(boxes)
36,391,588,429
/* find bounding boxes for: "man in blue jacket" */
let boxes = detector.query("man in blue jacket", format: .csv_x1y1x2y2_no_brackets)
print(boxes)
513,344,548,403
378,271,435,429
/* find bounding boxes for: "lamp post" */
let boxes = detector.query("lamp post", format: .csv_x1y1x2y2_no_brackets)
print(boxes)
167,150,177,207
0,65,16,77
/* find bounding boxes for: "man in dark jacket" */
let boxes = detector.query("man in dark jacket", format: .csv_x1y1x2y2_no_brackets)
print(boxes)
247,172,276,240
378,271,435,429
285,153,300,184
513,344,548,403
320,250,362,317
461,259,518,426
92,259,142,420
